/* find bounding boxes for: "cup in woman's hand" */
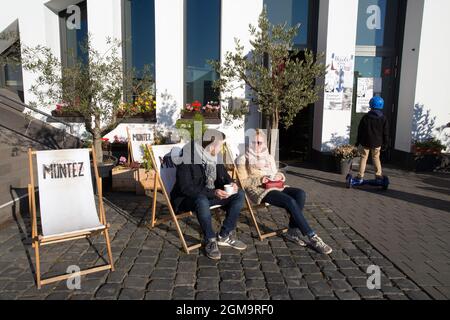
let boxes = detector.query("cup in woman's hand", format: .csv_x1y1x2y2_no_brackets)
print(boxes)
224,184,234,195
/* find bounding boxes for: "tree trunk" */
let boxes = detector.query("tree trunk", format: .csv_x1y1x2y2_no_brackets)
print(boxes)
269,119,279,158
93,136,103,165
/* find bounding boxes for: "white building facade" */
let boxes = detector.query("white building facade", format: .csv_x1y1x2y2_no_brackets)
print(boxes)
1,0,449,166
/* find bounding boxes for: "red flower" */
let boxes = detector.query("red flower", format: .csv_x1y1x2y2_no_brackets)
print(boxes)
192,100,202,108
56,104,63,111
101,138,109,142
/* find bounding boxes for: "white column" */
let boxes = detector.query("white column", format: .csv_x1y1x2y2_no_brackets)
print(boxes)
395,0,424,152
154,0,184,128
313,0,359,152
219,0,263,144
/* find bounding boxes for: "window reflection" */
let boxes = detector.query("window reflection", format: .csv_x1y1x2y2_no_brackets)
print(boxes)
126,0,155,79
185,0,220,105
59,1,89,66
264,0,310,47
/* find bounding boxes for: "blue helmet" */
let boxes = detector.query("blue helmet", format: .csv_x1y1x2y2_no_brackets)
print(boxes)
370,96,384,110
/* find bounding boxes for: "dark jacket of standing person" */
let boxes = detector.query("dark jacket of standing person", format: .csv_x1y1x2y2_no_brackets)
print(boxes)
170,141,233,213
356,110,390,149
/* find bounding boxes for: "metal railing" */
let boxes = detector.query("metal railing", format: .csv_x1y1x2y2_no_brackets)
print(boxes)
0,91,74,134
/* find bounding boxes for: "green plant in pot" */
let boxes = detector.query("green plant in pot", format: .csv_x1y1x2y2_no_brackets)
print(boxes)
332,145,360,175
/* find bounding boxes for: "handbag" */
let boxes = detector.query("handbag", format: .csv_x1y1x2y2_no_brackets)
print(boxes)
263,179,285,189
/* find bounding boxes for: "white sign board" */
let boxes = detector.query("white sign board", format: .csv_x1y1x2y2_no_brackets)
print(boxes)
324,53,355,111
36,149,103,237
151,144,184,194
356,77,382,113
129,128,154,163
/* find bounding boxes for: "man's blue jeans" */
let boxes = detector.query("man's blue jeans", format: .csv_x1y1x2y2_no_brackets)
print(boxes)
262,187,315,238
179,190,245,241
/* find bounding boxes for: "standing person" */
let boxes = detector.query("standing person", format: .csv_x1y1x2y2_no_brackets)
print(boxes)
171,130,247,260
236,130,332,255
355,96,390,182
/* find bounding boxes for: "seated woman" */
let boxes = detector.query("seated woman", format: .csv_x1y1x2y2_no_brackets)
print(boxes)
236,129,332,255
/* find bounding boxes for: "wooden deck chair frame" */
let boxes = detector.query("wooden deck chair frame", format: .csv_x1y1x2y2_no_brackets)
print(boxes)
146,144,226,254
27,147,115,289
223,143,288,241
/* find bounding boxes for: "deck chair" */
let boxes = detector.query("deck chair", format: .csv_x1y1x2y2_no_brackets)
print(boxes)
27,148,114,288
146,143,223,254
223,143,288,241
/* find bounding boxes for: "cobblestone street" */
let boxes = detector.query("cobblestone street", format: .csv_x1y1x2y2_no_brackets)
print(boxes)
0,170,434,300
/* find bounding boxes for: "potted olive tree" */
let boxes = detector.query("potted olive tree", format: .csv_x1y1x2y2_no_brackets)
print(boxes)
210,8,326,155
21,37,154,168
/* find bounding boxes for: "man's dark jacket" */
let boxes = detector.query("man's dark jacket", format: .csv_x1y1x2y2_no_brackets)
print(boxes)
170,142,233,213
356,110,390,149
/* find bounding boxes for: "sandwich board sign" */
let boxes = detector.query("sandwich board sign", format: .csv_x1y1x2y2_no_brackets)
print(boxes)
128,128,154,163
36,149,103,237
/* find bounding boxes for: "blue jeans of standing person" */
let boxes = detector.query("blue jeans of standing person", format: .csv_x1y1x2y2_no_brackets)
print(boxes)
262,187,315,238
179,190,245,241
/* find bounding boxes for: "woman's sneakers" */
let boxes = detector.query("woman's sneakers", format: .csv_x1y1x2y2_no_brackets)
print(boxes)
308,235,333,255
205,238,221,260
217,231,247,251
285,228,307,247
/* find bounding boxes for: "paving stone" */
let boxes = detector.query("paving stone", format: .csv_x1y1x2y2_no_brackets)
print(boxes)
281,268,302,279
355,287,383,299
95,283,121,299
244,269,264,280
392,278,421,291
220,270,242,281
285,278,308,289
334,290,361,300
309,282,334,297
175,273,196,286
264,272,285,283
298,264,321,274
330,279,353,291
145,291,172,300
45,292,72,300
289,288,315,300
151,268,176,279
405,290,432,300
196,291,219,300
197,267,219,278
123,276,148,289
172,286,195,300
246,279,267,290
196,278,219,291
220,293,247,300
220,280,245,293
248,289,270,300
118,288,145,300
147,279,174,291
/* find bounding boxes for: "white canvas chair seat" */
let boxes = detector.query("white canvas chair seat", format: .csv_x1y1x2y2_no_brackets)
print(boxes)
28,148,114,288
224,143,287,241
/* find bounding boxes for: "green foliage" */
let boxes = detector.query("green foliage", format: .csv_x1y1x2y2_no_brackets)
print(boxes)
209,8,326,130
414,138,446,151
175,113,207,140
141,145,153,172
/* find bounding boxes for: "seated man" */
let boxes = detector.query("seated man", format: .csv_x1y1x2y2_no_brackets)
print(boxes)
170,130,247,260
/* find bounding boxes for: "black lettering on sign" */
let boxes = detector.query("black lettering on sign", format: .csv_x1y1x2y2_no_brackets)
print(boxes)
132,134,152,142
159,155,175,169
42,162,85,180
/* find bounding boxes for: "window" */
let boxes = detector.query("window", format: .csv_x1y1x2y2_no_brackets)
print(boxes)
185,0,221,106
356,0,399,47
264,0,310,47
123,0,155,80
59,1,89,66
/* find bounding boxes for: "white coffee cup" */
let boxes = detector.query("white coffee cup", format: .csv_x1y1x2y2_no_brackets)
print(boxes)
224,184,234,195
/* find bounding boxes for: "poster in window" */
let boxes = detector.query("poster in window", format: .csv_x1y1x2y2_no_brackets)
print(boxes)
324,53,355,111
